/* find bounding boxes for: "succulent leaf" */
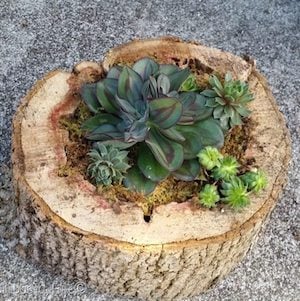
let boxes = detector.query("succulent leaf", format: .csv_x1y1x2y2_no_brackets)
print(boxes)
209,75,223,91
240,169,267,192
100,140,136,149
220,115,230,130
137,143,170,182
198,184,220,208
197,146,223,170
168,68,191,91
123,166,156,195
85,124,123,141
149,97,182,129
132,58,159,80
172,159,201,181
80,83,99,113
124,118,149,142
179,93,213,123
118,67,143,104
167,90,180,98
230,111,242,127
96,79,119,114
180,74,199,92
235,106,251,117
106,66,122,79
175,125,203,159
205,97,218,108
201,89,218,98
149,76,159,98
194,118,224,148
213,105,224,119
81,113,122,131
157,74,171,94
158,64,179,76
212,156,240,181
146,128,184,171
159,127,185,142
221,176,250,209
215,97,226,105
115,94,138,115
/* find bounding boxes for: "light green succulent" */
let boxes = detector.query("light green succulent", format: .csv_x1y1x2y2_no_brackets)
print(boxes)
81,58,225,194
87,143,131,186
212,156,240,181
241,169,268,193
198,184,220,208
197,146,223,170
202,73,254,130
180,74,199,92
196,147,267,210
221,176,250,209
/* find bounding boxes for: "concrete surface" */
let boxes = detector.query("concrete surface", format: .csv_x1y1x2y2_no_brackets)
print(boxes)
0,0,299,300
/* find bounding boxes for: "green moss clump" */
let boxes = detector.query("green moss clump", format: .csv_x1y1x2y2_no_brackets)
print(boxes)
95,177,198,215
59,101,91,140
57,164,74,177
145,177,199,209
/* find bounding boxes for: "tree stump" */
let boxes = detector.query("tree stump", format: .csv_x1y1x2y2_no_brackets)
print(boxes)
11,37,291,301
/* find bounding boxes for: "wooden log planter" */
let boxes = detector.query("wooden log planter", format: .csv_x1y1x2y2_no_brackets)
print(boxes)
11,37,291,300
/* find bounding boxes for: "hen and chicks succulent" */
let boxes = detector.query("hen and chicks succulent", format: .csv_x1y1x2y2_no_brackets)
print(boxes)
87,143,130,186
202,73,253,130
197,147,267,209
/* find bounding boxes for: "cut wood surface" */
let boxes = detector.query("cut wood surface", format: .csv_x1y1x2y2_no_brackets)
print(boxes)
11,37,291,300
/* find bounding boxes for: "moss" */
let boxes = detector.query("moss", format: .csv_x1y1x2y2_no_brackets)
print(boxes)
114,54,161,66
59,101,92,175
57,164,74,177
59,118,82,140
146,177,198,208
76,101,91,122
59,101,92,140
221,117,255,163
94,177,198,215
97,184,148,212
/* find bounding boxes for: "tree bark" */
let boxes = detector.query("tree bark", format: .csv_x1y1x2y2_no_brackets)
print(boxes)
10,37,291,301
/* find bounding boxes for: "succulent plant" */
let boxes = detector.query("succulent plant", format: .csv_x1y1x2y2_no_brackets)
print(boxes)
180,74,199,92
87,143,131,186
202,73,254,130
197,146,223,170
221,176,250,209
196,147,267,210
241,169,267,193
81,58,224,194
212,156,240,181
198,184,220,208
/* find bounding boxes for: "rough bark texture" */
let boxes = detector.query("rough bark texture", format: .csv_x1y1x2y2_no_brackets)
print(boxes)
10,37,291,301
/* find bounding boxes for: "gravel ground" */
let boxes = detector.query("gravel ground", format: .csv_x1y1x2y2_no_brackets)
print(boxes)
0,0,299,300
